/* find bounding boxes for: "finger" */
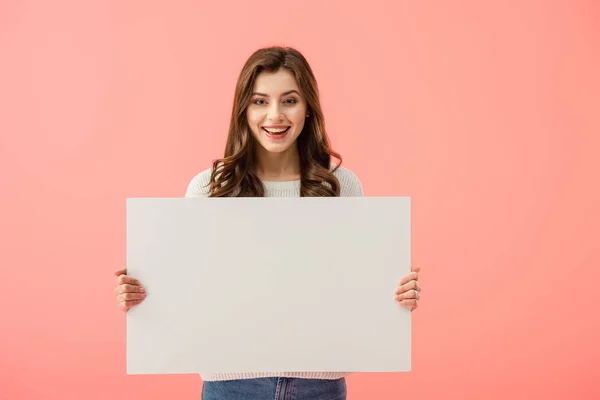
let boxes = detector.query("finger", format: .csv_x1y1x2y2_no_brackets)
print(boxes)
116,274,141,286
399,272,419,285
395,280,421,294
395,289,420,301
117,292,146,302
114,268,127,277
117,284,145,294
119,299,143,311
397,298,418,308
411,265,421,273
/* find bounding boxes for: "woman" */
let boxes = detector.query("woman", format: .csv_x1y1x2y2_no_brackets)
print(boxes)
114,46,422,400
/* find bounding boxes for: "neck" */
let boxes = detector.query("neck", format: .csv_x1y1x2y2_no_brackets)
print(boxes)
255,144,301,182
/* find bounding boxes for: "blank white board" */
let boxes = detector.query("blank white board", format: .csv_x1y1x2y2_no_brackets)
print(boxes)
126,197,411,374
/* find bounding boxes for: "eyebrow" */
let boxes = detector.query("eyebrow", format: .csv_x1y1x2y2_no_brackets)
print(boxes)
251,90,300,97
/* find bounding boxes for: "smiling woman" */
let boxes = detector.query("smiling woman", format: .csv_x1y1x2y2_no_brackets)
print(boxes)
113,46,422,400
208,47,344,197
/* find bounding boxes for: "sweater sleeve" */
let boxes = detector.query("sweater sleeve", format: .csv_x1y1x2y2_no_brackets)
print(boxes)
184,168,212,198
335,166,364,197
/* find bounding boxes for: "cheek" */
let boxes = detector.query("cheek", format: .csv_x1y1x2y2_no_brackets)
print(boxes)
246,110,261,132
289,108,306,127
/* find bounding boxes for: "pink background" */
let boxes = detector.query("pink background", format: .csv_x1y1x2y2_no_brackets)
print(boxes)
1,1,599,399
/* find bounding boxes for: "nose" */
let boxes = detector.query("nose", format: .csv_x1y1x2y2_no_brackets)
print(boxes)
266,103,284,122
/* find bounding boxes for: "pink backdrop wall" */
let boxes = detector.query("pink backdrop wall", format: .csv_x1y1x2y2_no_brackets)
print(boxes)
1,1,599,399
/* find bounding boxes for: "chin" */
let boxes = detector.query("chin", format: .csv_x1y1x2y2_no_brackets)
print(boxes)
259,141,294,153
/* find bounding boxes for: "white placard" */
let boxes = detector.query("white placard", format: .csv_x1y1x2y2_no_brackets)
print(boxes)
126,197,411,374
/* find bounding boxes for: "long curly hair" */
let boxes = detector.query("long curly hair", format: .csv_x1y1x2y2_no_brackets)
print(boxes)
208,46,342,197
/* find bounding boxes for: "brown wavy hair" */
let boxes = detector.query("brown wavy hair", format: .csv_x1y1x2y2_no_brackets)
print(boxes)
208,46,342,197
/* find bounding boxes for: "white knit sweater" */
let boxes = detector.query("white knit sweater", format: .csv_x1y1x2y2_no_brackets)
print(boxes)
184,165,363,382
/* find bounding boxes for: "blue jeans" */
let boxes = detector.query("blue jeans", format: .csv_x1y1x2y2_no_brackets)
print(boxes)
201,377,347,400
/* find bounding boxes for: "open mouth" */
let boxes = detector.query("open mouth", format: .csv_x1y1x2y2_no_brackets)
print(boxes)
262,126,290,138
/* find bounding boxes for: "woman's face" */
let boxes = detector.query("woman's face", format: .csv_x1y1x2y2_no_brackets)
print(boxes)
246,69,309,154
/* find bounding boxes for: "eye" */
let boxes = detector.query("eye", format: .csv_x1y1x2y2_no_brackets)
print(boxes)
284,98,297,105
253,98,266,105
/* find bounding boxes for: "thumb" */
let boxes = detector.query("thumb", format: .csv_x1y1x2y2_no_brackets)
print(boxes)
411,265,421,273
114,267,127,277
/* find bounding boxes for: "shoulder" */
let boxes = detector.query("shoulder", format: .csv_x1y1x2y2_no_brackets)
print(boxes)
332,165,364,197
184,165,363,197
185,168,213,198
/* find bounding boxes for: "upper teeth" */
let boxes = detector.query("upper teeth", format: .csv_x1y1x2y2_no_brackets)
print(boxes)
264,127,288,133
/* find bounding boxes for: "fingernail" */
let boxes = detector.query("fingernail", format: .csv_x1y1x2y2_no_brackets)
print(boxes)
140,287,145,293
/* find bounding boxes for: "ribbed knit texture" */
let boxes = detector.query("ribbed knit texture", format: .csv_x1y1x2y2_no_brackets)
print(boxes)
185,165,363,199
184,165,363,382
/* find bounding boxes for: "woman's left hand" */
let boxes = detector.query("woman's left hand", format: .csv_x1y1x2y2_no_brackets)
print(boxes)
395,266,421,311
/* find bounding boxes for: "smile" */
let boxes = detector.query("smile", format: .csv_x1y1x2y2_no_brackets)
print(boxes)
262,126,290,141
262,127,290,134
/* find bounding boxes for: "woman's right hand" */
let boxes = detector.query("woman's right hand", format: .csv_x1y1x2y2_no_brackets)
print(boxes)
114,268,147,312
